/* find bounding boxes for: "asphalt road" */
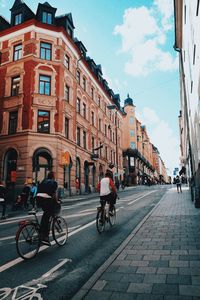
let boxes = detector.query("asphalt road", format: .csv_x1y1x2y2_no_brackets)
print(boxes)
0,185,169,299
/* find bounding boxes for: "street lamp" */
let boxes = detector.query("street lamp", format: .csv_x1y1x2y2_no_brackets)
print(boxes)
107,104,118,178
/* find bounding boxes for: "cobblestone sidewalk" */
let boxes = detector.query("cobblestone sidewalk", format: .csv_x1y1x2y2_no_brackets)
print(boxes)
74,187,200,300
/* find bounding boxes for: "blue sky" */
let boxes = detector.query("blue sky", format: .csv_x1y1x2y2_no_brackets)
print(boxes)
1,0,180,176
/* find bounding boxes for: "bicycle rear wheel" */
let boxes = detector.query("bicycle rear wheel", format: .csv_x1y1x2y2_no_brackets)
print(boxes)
16,223,40,259
52,216,68,246
96,208,105,233
109,206,116,226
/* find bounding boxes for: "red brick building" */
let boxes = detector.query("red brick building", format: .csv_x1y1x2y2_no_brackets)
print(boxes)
0,0,123,199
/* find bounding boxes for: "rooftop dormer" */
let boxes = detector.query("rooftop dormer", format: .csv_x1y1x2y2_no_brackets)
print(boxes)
56,13,75,38
10,0,35,26
36,2,57,25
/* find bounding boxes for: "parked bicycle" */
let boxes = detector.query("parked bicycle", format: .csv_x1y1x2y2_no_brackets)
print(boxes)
15,208,68,260
96,201,116,233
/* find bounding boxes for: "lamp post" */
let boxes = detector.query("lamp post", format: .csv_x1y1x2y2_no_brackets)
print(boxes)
107,104,118,178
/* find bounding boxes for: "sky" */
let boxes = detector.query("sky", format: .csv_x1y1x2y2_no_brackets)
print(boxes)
0,0,180,177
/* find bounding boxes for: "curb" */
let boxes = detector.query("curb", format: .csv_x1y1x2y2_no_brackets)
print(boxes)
72,189,168,300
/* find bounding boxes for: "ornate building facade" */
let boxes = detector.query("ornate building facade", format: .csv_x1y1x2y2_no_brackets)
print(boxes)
0,0,123,199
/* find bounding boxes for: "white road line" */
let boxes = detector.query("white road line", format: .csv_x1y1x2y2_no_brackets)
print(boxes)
42,258,71,278
128,191,156,205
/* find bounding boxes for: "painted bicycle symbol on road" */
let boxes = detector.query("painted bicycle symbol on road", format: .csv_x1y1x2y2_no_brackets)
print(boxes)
0,284,46,300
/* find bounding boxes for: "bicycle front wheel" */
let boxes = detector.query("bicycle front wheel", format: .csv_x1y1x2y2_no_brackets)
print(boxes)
109,206,116,227
96,208,105,234
16,223,40,260
52,216,68,246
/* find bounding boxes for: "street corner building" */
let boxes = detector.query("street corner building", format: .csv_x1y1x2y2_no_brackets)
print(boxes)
0,0,125,200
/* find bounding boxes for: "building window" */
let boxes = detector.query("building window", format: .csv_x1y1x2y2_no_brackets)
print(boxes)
77,127,81,146
91,87,94,100
91,111,94,126
99,119,101,131
65,54,70,69
67,27,73,38
105,124,107,137
65,85,69,101
83,131,86,149
98,96,101,107
130,117,134,124
83,77,86,91
40,42,52,60
197,0,199,16
191,81,193,93
113,132,115,143
11,76,20,96
13,44,22,61
193,44,196,65
65,117,69,139
39,75,51,95
92,136,95,152
130,130,134,137
14,13,22,25
76,70,80,84
37,110,50,133
76,98,81,113
42,11,52,24
105,146,108,159
130,142,136,149
83,103,86,118
184,5,186,24
8,111,18,134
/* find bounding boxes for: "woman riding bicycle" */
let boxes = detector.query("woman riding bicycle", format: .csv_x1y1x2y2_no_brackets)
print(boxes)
36,171,60,245
97,169,117,217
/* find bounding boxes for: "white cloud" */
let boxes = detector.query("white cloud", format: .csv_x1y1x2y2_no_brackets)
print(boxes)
114,3,177,77
136,107,180,175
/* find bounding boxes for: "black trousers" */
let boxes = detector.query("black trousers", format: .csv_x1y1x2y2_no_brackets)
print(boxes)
100,194,115,210
36,197,55,238
0,200,6,217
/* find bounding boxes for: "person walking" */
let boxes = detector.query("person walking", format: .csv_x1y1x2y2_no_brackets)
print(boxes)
176,175,182,193
30,182,37,209
21,181,31,209
0,181,7,219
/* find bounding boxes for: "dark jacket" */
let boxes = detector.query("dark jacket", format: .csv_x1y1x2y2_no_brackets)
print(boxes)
37,179,58,197
0,185,6,199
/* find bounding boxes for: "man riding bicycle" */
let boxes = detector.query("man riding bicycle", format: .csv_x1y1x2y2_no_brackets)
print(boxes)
36,171,60,245
97,169,117,217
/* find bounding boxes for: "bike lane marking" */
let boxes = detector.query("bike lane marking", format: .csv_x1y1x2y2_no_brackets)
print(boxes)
127,190,156,205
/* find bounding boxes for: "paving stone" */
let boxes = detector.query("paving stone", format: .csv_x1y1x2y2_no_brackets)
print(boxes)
101,272,123,282
143,255,161,261
164,296,192,300
149,260,169,268
116,266,137,274
189,261,200,267
136,267,157,274
143,274,166,284
169,260,189,268
161,255,179,261
84,290,112,300
103,281,129,292
157,267,178,274
137,294,164,300
166,274,191,284
130,260,149,267
120,273,144,283
191,275,200,285
179,285,200,296
125,255,143,261
109,292,137,300
179,268,200,275
179,255,200,261
92,280,107,291
113,260,130,266
152,283,179,295
154,250,171,255
127,282,153,294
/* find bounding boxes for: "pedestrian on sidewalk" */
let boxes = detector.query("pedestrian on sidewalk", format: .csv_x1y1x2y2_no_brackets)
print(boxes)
0,181,7,219
176,175,182,193
21,181,31,209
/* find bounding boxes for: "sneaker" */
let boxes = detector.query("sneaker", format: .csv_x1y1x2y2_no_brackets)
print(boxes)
41,238,51,246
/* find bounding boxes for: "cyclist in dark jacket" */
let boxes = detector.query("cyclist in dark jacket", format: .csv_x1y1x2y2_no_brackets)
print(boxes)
36,171,58,245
